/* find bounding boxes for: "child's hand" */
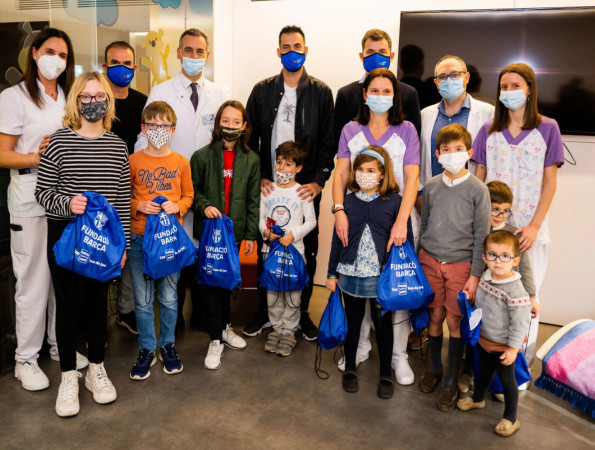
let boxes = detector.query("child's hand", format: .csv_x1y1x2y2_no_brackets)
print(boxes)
138,201,161,215
462,275,480,302
500,347,518,366
161,200,179,215
204,206,222,219
387,221,408,250
121,250,127,269
326,277,339,292
530,298,540,318
245,240,255,256
264,229,280,242
279,232,294,247
70,195,87,215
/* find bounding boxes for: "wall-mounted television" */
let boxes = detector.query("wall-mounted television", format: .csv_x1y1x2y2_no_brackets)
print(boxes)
398,8,595,136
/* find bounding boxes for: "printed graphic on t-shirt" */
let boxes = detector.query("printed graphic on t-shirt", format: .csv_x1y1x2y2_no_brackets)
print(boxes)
224,169,233,179
271,205,291,228
137,167,179,194
281,102,295,123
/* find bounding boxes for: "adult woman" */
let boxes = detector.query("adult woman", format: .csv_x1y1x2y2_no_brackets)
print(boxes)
473,63,564,368
332,68,420,385
0,28,87,392
35,71,130,417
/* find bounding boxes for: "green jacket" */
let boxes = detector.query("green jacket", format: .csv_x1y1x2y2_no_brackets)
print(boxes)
190,139,260,243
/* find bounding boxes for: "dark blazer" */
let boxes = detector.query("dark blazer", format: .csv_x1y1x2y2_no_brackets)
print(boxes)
334,80,421,142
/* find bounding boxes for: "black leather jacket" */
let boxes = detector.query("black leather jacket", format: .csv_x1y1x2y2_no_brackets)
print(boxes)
246,69,336,187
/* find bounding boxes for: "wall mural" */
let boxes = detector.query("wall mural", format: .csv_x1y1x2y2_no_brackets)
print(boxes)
140,29,171,87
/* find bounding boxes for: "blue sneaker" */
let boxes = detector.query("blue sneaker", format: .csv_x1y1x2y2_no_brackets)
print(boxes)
130,349,156,380
159,344,183,375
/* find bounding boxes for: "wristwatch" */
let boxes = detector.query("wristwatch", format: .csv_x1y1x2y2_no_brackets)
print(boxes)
331,204,344,214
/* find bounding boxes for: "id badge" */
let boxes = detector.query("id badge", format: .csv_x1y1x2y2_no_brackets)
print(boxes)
201,113,215,126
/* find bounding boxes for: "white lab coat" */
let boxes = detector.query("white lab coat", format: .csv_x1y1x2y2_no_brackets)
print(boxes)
134,71,230,240
419,94,494,188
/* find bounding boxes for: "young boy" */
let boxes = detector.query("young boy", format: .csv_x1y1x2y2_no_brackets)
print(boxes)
457,230,531,437
259,142,316,356
128,101,193,379
417,123,491,411
459,181,539,394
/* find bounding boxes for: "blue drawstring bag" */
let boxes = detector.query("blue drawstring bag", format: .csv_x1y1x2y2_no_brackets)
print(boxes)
53,191,126,283
258,227,309,292
315,289,348,379
410,307,429,336
489,352,532,393
196,215,241,290
142,196,198,280
377,242,434,311
457,291,482,346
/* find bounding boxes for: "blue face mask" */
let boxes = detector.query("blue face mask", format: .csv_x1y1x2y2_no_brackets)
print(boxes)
106,65,134,88
363,53,390,73
438,77,465,101
366,95,393,115
499,89,527,111
280,51,306,72
182,57,206,77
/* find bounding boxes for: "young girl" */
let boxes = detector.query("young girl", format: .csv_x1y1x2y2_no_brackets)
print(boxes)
35,71,130,417
190,100,260,370
326,145,413,399
472,63,564,368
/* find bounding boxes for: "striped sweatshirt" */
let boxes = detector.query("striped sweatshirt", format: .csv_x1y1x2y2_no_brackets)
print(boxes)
35,127,131,244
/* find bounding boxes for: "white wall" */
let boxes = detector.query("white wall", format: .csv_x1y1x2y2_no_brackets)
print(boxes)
213,0,595,325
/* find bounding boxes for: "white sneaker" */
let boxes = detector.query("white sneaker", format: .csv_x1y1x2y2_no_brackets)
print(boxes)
85,363,117,404
204,340,224,370
222,324,247,349
15,361,50,391
518,380,531,391
337,352,370,371
393,358,415,385
56,370,81,417
50,351,89,370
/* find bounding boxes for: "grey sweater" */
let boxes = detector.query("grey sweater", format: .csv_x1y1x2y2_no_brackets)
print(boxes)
419,174,491,277
476,271,531,350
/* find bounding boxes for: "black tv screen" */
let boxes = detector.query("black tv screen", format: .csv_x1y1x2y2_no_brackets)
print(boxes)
398,8,595,136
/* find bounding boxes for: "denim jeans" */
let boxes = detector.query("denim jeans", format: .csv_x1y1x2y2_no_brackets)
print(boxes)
129,232,180,350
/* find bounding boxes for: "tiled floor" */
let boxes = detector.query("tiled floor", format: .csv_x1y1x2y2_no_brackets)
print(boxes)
1,286,594,449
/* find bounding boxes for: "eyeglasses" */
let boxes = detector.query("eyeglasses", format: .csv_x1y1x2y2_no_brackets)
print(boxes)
434,71,466,82
491,208,513,218
143,123,174,130
484,252,515,262
78,94,107,104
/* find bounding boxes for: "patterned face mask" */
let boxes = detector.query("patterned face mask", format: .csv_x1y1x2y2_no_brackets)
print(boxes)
219,126,243,142
146,128,171,149
80,100,108,123
355,171,381,190
275,169,296,185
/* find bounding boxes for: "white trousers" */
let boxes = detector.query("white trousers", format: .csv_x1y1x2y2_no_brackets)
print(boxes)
356,302,410,362
524,243,549,366
10,215,56,363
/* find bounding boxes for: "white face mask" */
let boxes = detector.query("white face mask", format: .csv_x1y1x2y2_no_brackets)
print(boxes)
36,54,66,81
146,128,171,149
438,151,470,174
274,169,296,185
355,171,381,190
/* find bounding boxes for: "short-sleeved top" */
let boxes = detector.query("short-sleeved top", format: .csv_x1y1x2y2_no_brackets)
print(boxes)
472,116,564,245
0,80,66,217
337,121,420,191
111,88,147,155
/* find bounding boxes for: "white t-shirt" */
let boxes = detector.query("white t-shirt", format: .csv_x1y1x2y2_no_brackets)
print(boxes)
270,83,297,179
0,80,66,217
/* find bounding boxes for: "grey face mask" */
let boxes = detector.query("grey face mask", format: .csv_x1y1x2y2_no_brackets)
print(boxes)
80,100,109,123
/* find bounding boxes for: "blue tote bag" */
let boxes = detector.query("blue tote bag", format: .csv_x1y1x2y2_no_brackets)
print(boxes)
258,230,309,292
377,242,434,311
196,215,241,290
457,291,482,346
53,191,126,283
142,196,198,280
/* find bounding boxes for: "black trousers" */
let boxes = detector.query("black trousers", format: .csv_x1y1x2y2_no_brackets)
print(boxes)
47,218,108,372
343,292,393,377
202,284,231,341
255,194,321,315
473,345,519,422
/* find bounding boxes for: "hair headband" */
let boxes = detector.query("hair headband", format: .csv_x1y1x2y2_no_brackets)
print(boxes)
357,148,385,166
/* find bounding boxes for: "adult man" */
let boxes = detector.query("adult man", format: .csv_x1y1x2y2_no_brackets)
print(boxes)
244,25,335,340
334,29,421,140
134,28,229,336
102,41,147,335
419,55,494,189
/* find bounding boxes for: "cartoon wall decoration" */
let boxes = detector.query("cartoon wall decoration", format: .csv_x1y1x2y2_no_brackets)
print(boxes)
64,0,119,26
140,29,171,87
